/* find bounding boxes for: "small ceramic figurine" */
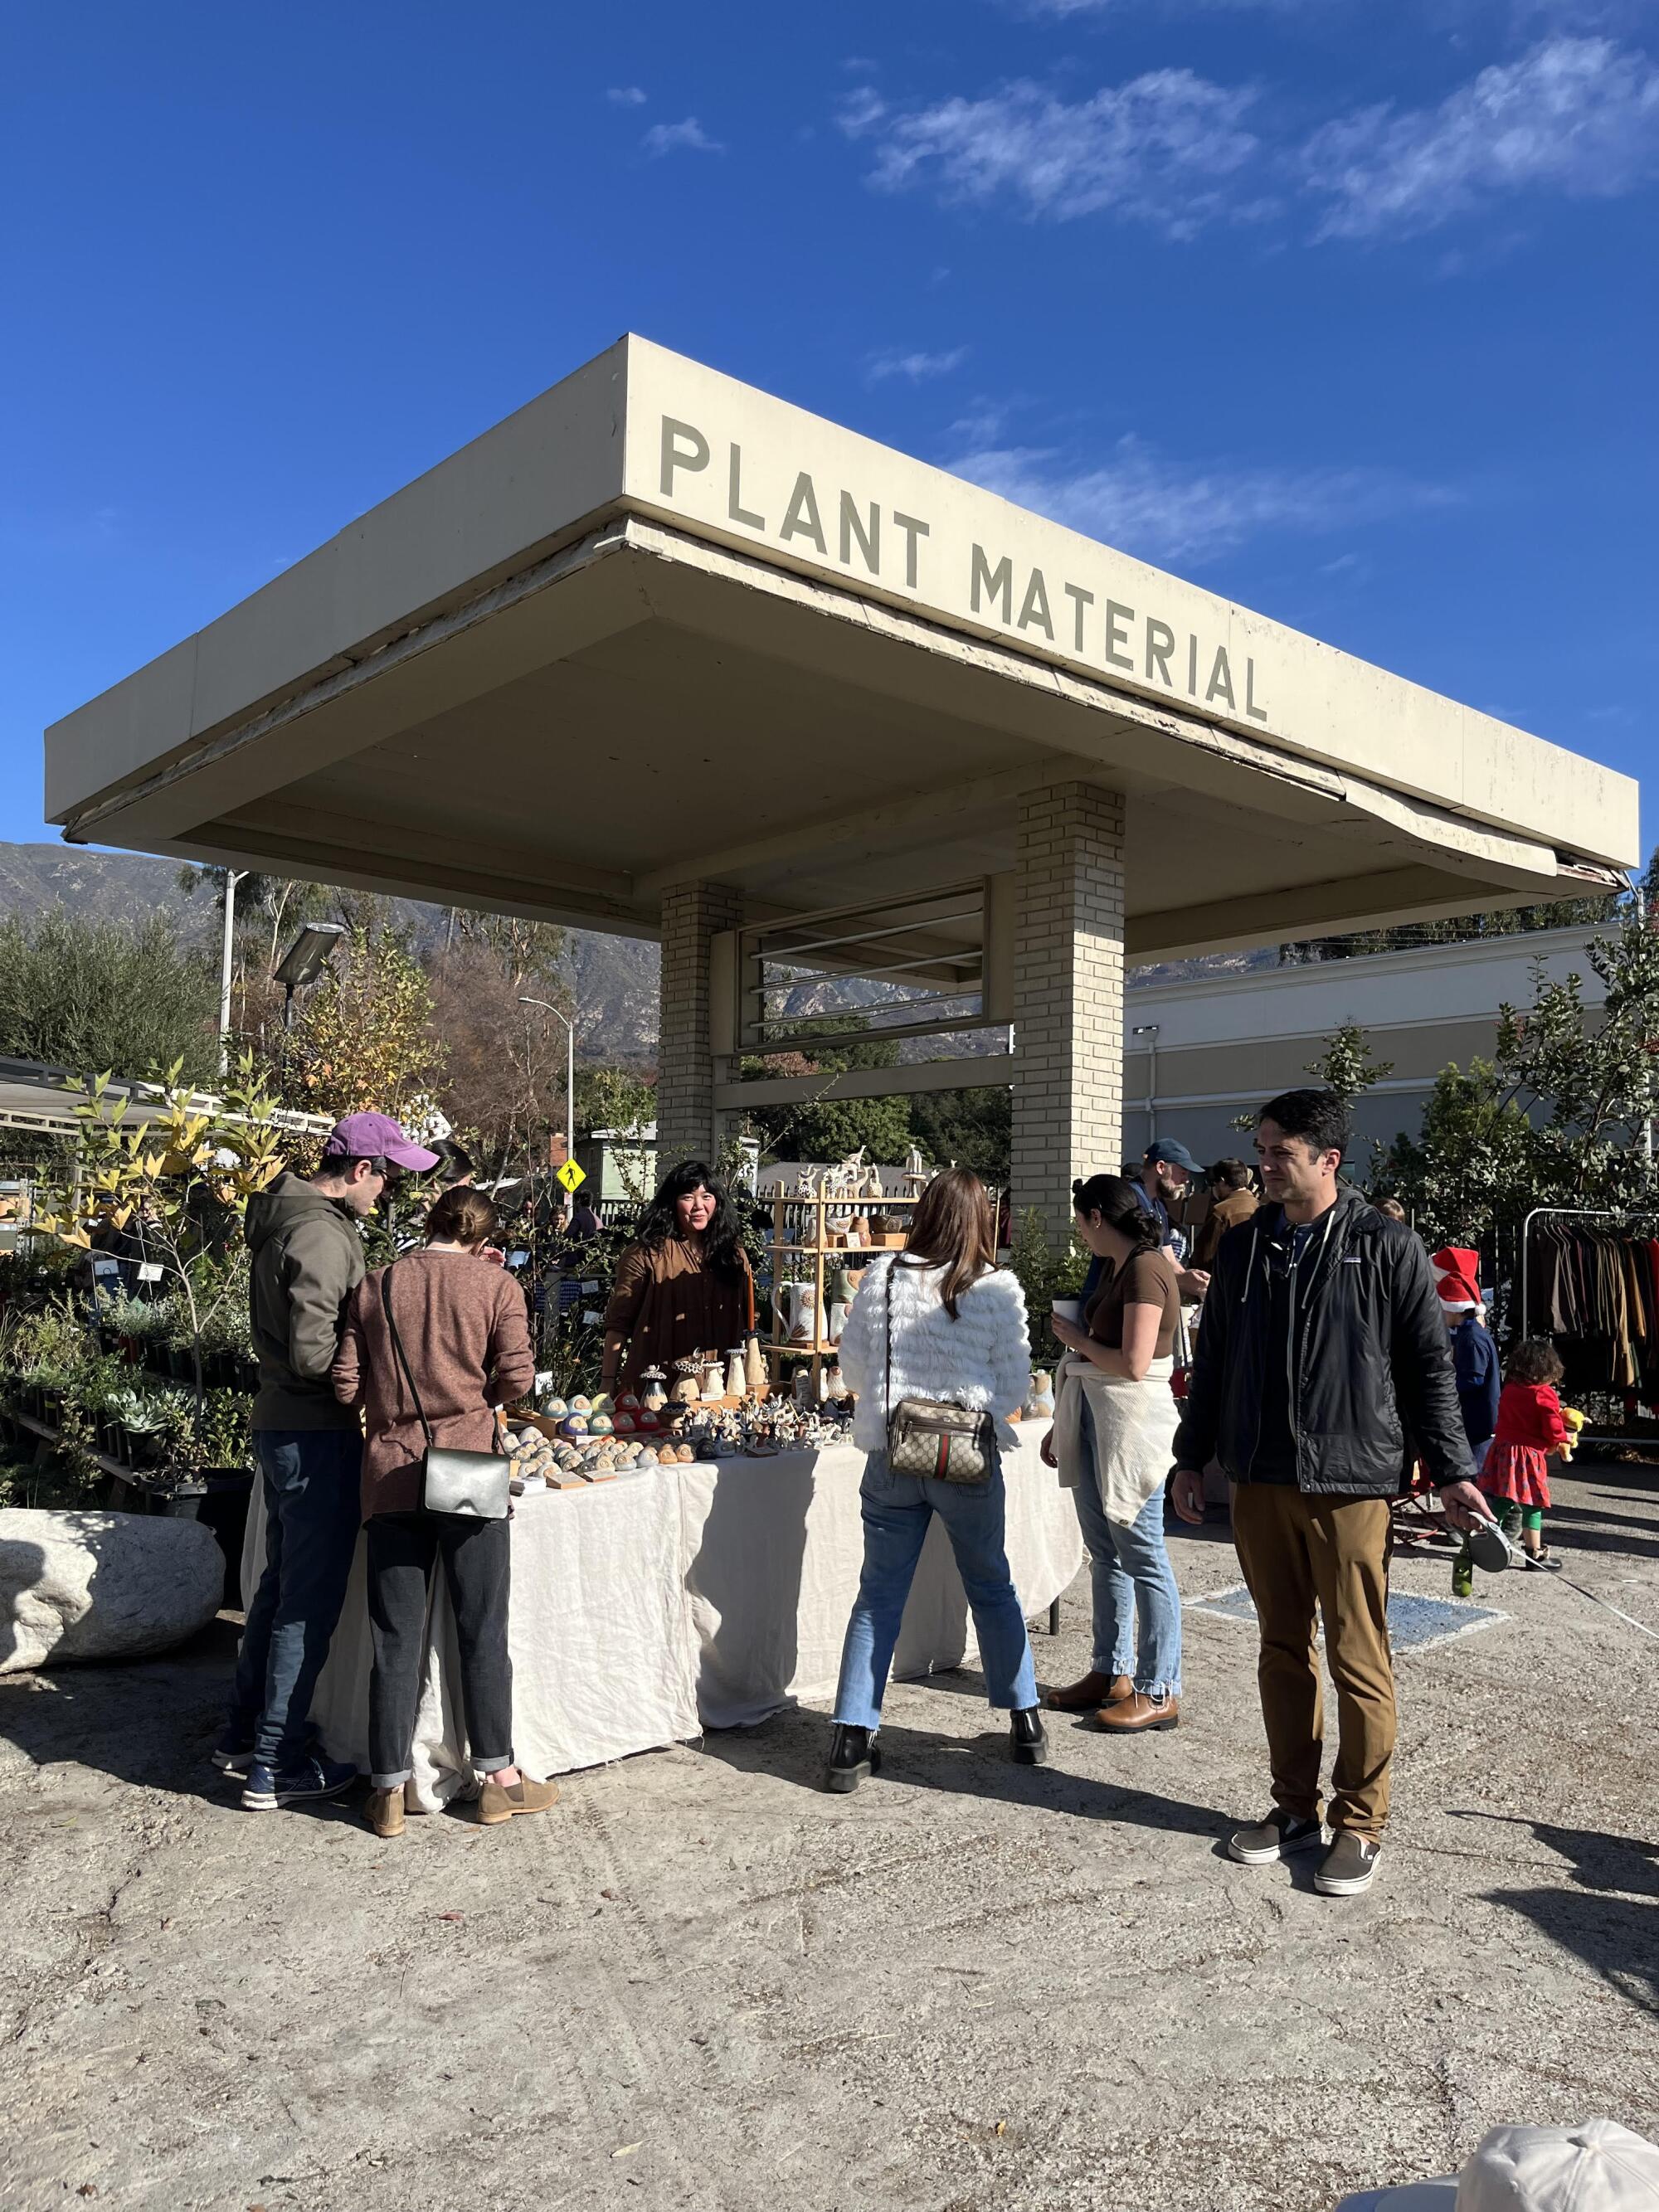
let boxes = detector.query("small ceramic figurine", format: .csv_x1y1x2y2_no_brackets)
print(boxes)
724,1345,747,1398
640,1367,668,1416
1025,1369,1056,1417
744,1338,767,1395
700,1354,725,1402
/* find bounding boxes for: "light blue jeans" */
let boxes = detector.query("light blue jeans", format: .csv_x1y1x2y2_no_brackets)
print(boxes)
833,1451,1039,1731
1069,1394,1182,1697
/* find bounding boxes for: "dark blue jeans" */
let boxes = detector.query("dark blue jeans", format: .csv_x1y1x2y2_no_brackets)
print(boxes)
228,1428,363,1769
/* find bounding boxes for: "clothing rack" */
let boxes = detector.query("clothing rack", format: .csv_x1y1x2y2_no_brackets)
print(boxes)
1519,1204,1659,1445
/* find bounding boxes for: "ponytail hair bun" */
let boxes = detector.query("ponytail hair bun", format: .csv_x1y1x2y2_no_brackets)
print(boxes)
1072,1172,1161,1254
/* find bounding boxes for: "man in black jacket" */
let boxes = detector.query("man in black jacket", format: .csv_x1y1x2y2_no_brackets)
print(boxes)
1171,1088,1493,1898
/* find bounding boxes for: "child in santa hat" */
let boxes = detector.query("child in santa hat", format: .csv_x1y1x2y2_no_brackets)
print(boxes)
1433,1247,1499,1471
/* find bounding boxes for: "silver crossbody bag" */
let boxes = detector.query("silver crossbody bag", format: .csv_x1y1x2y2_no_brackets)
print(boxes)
883,1258,996,1485
381,1265,511,1519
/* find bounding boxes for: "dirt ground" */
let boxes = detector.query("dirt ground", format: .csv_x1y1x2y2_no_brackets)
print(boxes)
1,1453,1655,2212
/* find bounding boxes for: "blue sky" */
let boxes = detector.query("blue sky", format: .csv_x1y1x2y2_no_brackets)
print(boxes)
3,0,1653,852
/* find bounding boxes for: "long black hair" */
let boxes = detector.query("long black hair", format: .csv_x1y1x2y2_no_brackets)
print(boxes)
635,1159,747,1276
1072,1173,1160,1256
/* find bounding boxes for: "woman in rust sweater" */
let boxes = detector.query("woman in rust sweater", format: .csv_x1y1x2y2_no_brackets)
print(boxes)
333,1185,550,1838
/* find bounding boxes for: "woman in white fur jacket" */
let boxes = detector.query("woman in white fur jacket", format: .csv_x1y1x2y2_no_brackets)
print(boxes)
825,1168,1046,1791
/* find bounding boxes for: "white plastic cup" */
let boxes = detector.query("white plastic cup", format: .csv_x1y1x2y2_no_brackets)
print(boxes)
1051,1299,1082,1327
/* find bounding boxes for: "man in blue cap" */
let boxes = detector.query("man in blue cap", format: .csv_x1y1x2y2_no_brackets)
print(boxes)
1079,1137,1211,1307
215,1111,438,1809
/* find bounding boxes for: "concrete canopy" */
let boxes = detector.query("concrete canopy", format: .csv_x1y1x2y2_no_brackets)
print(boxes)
46,334,1637,960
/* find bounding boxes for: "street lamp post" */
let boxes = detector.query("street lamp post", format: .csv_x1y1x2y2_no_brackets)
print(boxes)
216,869,249,1077
1131,1023,1160,1145
274,922,348,1032
519,994,577,1201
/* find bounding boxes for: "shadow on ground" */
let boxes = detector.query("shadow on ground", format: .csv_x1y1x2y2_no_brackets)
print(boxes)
1451,1807,1659,2017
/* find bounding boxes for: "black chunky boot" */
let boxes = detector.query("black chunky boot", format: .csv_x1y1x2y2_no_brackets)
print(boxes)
823,1723,881,1793
1010,1707,1048,1766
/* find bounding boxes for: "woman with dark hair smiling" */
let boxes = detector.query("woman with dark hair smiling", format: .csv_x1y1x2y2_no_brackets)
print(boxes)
1042,1173,1185,1734
600,1159,754,1395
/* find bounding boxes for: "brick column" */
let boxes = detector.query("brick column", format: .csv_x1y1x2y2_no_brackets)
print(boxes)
656,880,744,1168
1010,783,1126,1248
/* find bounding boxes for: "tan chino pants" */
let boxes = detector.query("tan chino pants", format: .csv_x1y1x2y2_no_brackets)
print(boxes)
1229,1484,1397,1840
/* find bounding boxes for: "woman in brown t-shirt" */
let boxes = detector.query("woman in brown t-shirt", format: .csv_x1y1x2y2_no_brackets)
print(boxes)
1040,1174,1185,1735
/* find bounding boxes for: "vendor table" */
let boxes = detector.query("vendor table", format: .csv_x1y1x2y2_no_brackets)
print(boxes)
240,1427,1082,1806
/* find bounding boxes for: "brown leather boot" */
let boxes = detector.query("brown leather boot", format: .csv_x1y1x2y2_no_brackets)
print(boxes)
476,1774,561,1826
1045,1670,1133,1711
1097,1690,1180,1733
365,1786,406,1840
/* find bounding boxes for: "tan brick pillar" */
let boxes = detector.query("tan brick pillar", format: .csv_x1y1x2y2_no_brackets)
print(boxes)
656,880,744,1168
1010,783,1126,1247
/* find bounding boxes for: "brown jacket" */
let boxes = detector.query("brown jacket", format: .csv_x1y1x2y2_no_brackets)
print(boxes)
602,1237,753,1391
1192,1186,1259,1272
332,1248,535,1519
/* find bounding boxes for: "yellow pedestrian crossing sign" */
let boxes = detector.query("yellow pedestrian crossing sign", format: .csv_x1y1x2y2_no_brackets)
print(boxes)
556,1159,586,1194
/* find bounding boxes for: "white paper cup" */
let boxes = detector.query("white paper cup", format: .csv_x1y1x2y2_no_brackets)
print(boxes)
1051,1299,1082,1327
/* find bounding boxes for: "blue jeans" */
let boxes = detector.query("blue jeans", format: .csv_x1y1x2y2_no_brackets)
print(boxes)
1068,1395,1182,1696
833,1451,1039,1731
228,1428,363,1769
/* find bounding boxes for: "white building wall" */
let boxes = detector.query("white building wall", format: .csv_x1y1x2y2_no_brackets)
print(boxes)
1120,926,1607,1169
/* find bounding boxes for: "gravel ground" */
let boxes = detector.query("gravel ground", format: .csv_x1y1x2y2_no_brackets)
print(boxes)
1,1454,1655,2212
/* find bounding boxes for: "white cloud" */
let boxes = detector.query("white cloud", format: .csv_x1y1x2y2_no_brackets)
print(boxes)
840,72,1266,240
607,85,647,107
1304,35,1659,238
942,432,1457,564
643,116,726,158
865,346,970,385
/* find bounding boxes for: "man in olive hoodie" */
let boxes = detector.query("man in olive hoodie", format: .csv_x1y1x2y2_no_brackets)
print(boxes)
217,1112,436,1810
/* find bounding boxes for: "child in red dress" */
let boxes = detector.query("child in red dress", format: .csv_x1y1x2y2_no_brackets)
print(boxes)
1480,1338,1569,1572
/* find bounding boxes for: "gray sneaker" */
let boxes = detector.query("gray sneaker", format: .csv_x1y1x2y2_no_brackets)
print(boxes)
1228,1809,1329,1865
1315,1831,1382,1896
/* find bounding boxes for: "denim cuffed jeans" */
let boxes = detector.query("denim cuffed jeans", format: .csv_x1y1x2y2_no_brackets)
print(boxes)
1069,1394,1182,1697
833,1451,1039,1730
228,1427,363,1770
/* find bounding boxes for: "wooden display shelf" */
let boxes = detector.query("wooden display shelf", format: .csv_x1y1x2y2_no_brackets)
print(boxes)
765,1184,925,1389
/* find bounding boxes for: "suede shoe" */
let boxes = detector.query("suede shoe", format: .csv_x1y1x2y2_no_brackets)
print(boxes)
1010,1708,1048,1765
365,1786,406,1840
823,1723,881,1793
241,1753,358,1812
475,1774,560,1826
1098,1690,1179,1733
1228,1808,1329,1864
1045,1670,1132,1711
1315,1831,1382,1897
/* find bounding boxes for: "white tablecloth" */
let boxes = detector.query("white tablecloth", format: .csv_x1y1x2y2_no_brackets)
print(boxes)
241,1427,1081,1801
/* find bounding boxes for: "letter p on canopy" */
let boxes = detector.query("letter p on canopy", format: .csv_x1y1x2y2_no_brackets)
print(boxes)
660,417,710,496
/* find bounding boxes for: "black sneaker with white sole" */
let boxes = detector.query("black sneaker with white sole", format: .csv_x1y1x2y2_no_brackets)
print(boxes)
1227,1809,1329,1864
1315,1831,1382,1896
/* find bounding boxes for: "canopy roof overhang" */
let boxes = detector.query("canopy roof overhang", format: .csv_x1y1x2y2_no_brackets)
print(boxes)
46,337,1638,963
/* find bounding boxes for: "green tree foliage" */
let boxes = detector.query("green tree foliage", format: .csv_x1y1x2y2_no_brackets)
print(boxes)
1304,1022,1394,1113
742,1018,915,1165
0,911,218,1084
907,1084,1012,1186
275,926,444,1120
1370,912,1659,1242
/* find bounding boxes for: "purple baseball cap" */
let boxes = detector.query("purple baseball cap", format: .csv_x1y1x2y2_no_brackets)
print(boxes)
321,1111,440,1174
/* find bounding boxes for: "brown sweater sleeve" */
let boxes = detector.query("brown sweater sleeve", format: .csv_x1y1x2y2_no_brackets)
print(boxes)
603,1242,654,1336
486,1274,536,1408
331,1279,370,1408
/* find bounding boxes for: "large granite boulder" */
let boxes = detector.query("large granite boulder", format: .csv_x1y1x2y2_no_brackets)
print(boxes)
0,1509,223,1673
